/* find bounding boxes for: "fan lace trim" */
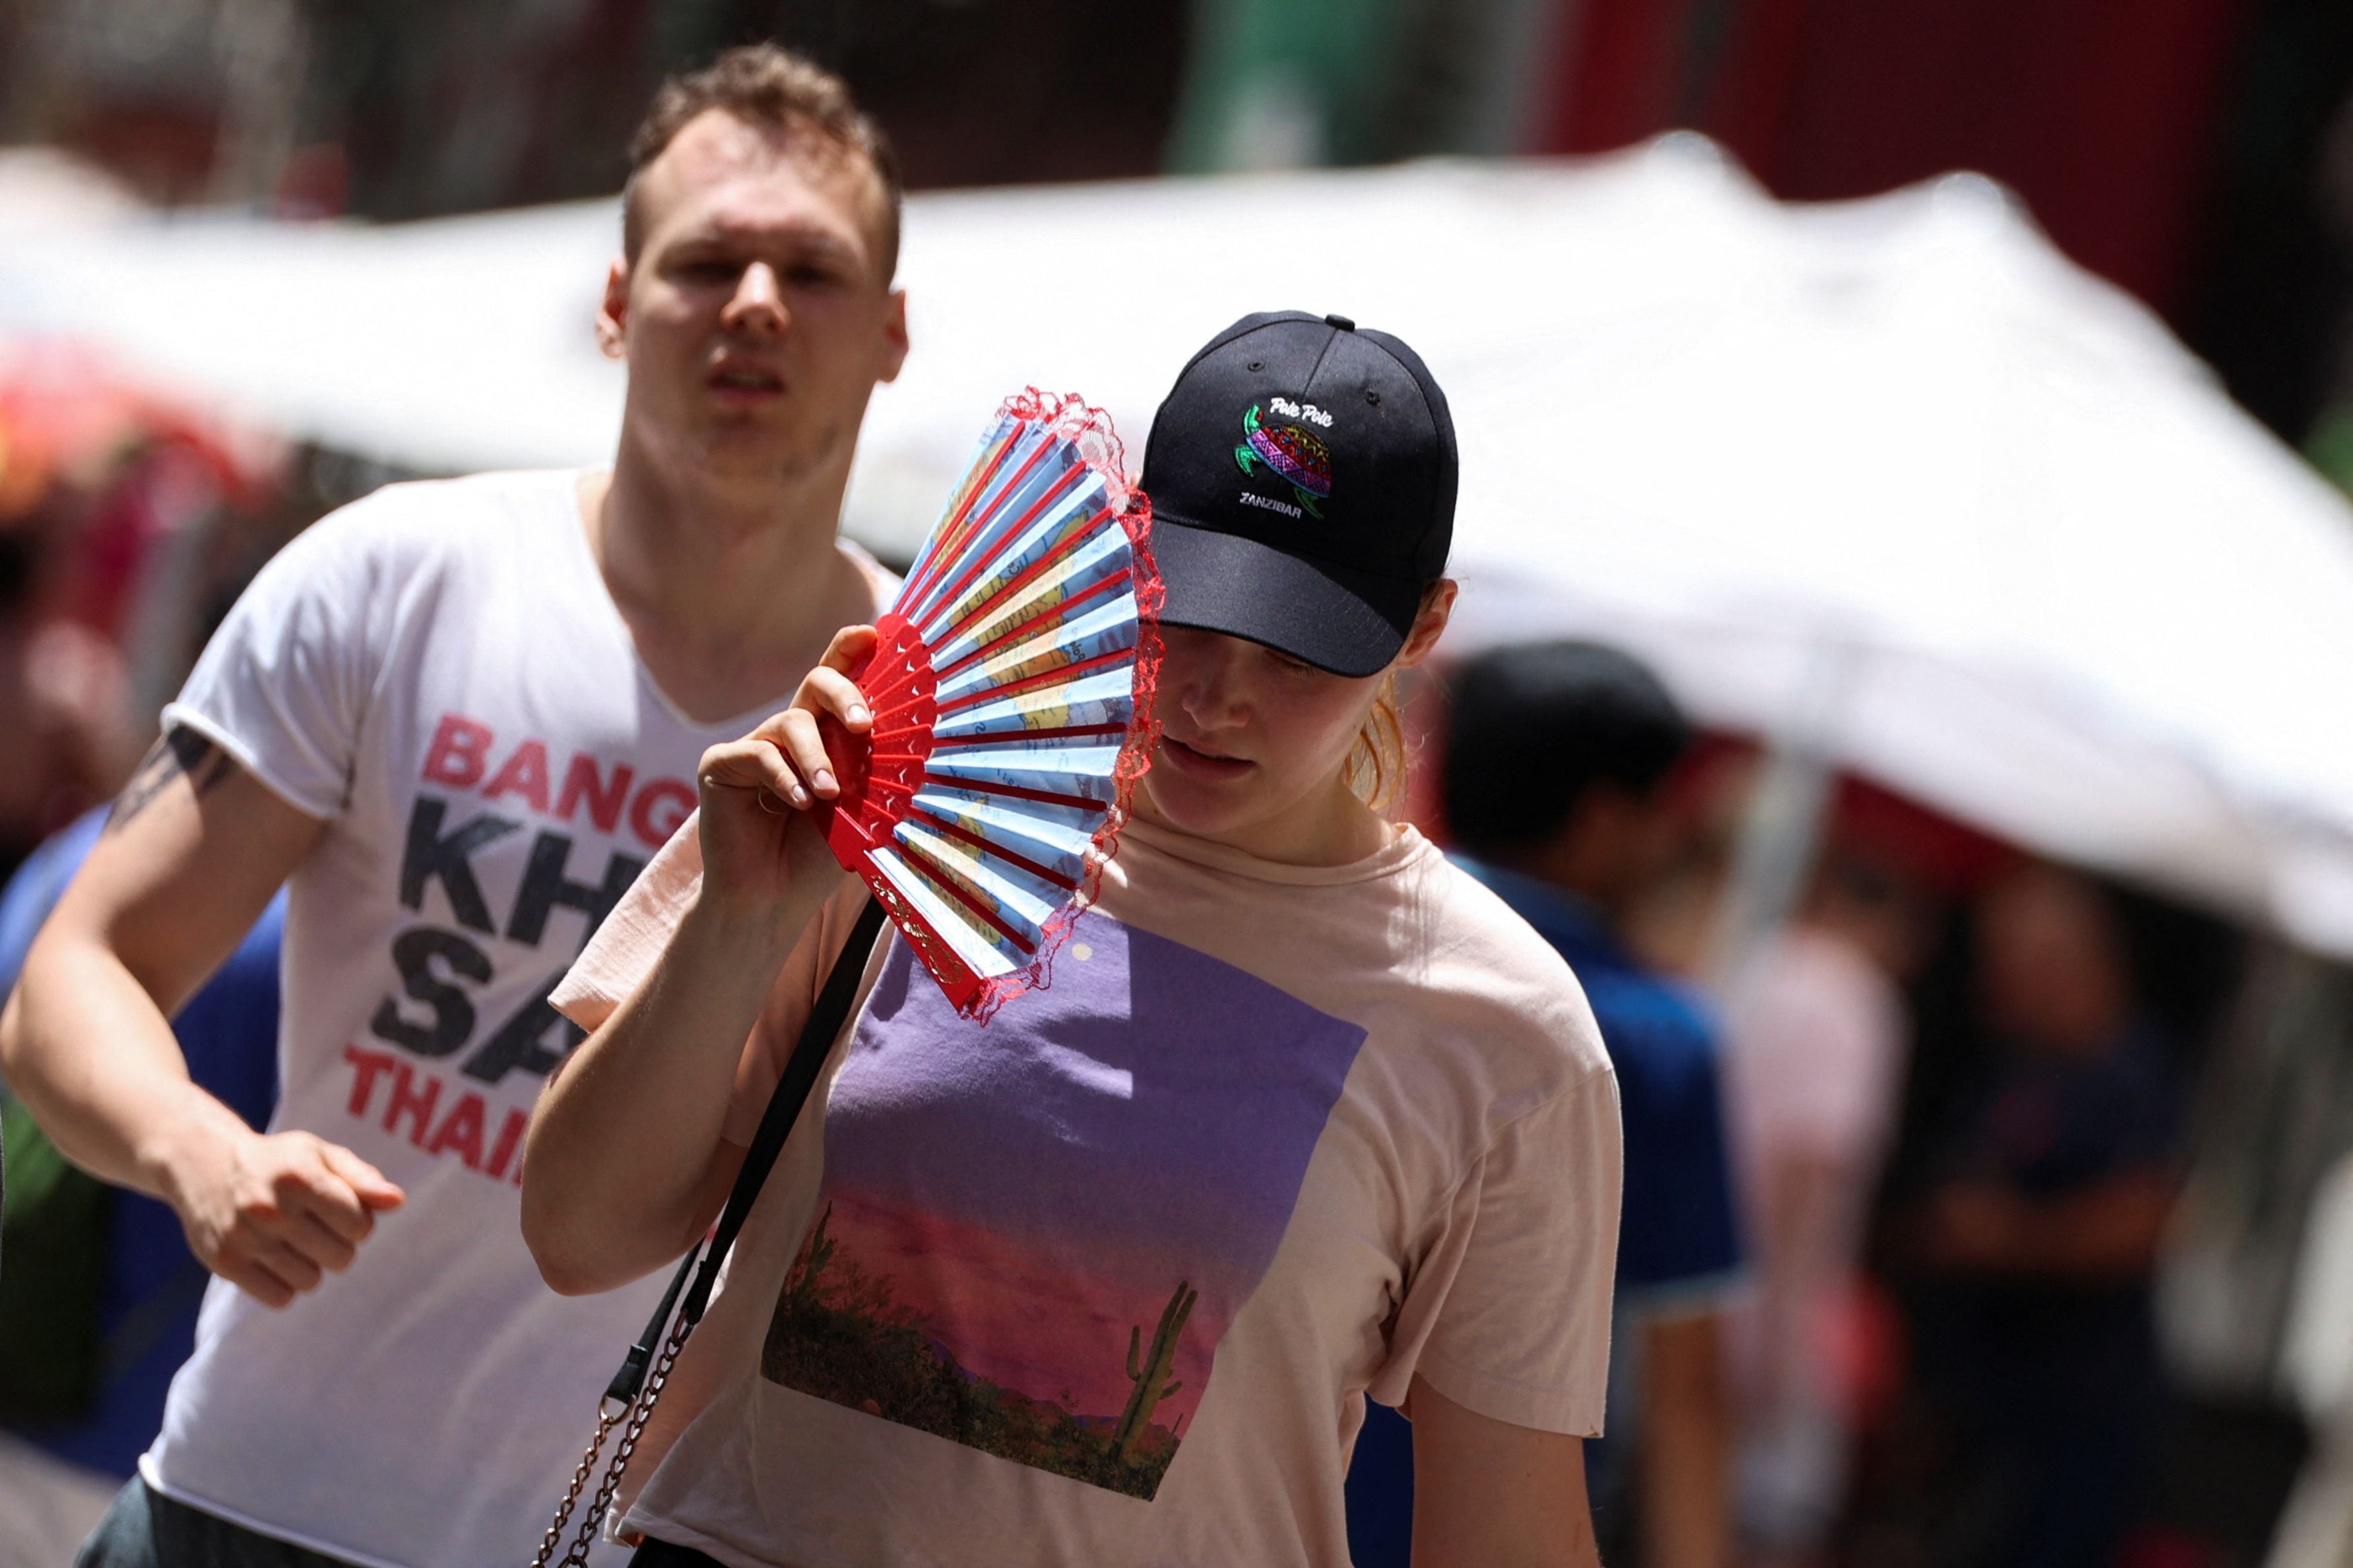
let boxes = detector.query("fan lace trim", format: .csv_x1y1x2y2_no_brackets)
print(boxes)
960,389,1164,1024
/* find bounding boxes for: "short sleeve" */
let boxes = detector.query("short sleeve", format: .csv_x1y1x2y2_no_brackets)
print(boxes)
552,815,882,1146
162,501,398,820
1613,1010,1745,1312
550,812,709,1034
1373,1070,1623,1437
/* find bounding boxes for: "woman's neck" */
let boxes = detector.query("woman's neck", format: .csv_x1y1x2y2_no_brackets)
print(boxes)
1131,774,1398,869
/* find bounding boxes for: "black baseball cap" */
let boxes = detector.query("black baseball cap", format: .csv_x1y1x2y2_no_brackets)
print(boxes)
1140,310,1456,678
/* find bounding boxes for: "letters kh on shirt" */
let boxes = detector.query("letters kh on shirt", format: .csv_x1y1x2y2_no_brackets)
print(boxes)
342,712,692,1183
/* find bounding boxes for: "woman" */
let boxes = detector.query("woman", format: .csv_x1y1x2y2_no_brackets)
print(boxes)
523,312,1621,1567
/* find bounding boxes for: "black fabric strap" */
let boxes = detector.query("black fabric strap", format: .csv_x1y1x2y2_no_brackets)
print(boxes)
604,893,889,1400
604,1237,698,1405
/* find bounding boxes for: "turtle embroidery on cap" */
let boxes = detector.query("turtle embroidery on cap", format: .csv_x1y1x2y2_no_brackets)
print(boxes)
1234,403,1333,518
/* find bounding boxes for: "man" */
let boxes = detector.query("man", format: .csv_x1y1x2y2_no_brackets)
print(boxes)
1912,863,2179,1568
0,45,908,1567
1438,639,1743,1568
1722,857,1921,1565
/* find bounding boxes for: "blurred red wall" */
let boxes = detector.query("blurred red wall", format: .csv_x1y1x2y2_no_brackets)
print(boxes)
1538,0,2251,312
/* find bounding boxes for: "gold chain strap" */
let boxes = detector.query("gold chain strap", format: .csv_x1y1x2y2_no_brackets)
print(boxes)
531,1398,620,1568
526,898,885,1565
532,1311,695,1567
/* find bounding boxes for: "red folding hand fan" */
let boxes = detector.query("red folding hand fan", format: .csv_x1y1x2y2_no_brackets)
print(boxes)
813,391,1161,1020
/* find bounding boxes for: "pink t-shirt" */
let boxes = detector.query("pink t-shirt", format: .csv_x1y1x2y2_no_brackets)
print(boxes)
553,815,1621,1568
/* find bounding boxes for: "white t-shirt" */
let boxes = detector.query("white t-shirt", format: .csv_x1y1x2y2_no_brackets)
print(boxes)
1724,925,1904,1177
145,470,891,1568
553,816,1623,1568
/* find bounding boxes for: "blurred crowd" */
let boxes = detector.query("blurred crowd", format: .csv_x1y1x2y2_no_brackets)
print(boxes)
0,433,2260,1566
0,243,2315,1568
1336,642,2234,1568
0,336,279,875
9,4,2353,1567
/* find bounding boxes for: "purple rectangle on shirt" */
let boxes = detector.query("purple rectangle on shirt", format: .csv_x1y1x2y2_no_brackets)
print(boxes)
762,914,1368,1498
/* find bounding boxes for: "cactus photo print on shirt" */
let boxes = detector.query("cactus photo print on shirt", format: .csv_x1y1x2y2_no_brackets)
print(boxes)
761,914,1369,1500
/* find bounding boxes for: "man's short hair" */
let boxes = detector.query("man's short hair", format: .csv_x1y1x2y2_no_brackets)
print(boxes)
622,44,903,281
1443,640,1691,859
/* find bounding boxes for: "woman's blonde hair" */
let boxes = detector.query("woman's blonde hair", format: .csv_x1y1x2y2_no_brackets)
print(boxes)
1342,673,1409,811
1340,579,1451,811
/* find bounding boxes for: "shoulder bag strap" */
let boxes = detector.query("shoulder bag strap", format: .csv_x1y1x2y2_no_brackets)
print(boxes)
534,893,888,1568
680,893,888,1324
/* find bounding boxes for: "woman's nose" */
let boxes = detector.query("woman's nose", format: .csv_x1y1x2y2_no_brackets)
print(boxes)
1171,644,1245,726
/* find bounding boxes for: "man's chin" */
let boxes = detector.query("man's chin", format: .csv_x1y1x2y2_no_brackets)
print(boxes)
688,422,841,487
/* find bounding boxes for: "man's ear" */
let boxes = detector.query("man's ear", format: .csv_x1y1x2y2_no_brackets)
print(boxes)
878,288,910,385
596,257,629,360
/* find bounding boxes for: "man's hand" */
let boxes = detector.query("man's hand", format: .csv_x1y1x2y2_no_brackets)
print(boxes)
1921,1172,2174,1279
164,1125,405,1308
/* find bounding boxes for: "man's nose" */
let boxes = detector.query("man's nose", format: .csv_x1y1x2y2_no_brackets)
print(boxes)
723,262,789,335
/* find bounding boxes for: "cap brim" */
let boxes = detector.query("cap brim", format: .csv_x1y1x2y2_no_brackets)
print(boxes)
1149,519,1421,679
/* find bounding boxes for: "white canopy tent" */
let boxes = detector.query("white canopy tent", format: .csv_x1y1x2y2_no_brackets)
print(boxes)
8,136,2353,953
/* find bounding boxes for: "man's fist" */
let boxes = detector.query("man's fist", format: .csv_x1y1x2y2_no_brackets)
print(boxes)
168,1127,405,1308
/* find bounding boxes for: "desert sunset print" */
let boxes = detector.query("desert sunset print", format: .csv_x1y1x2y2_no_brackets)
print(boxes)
762,916,1368,1498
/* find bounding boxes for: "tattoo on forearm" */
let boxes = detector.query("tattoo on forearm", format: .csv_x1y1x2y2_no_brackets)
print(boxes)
106,728,232,834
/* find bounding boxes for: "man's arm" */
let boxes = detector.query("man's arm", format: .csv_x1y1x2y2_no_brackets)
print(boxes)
1640,1310,1731,1568
1923,1171,2175,1280
0,728,403,1308
1409,1376,1603,1567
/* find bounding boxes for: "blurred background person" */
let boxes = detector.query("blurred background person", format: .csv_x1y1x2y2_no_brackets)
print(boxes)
0,524,137,875
1906,863,2185,1568
1432,638,1744,1568
1719,853,1926,1568
0,809,282,1568
0,342,257,880
0,348,301,1564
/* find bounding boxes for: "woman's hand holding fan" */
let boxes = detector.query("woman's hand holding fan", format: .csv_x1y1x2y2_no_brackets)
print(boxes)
691,624,879,925
702,390,1161,1021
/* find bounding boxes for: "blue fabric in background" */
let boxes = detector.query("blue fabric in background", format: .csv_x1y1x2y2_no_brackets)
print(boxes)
0,807,284,1478
1346,1400,1416,1567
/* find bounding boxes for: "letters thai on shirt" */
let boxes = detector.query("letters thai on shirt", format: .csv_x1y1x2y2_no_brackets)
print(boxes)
143,470,892,1568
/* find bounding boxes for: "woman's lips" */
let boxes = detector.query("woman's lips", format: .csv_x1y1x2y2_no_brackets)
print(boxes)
1159,736,1254,783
